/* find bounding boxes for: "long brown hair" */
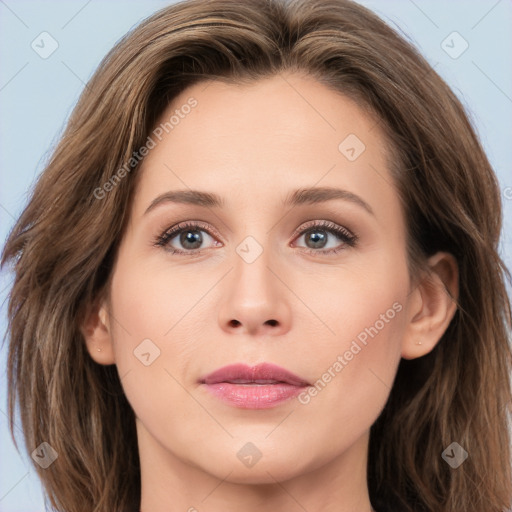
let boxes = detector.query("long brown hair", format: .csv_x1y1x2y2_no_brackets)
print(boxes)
2,0,511,510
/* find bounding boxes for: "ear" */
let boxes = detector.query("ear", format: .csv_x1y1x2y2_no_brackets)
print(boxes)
401,251,459,360
80,297,116,365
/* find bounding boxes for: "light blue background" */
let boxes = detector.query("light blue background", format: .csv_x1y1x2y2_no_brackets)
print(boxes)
1,1,511,510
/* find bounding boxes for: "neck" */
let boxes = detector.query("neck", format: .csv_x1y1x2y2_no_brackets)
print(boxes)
137,419,374,512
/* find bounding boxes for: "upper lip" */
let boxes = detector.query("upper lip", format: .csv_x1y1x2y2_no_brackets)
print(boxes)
200,363,310,386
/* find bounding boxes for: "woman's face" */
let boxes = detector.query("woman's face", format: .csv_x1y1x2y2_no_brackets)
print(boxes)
92,73,422,485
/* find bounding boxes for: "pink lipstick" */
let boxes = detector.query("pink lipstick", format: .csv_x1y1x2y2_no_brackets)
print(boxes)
199,362,310,409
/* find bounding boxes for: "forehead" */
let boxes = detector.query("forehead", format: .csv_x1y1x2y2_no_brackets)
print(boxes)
133,73,398,221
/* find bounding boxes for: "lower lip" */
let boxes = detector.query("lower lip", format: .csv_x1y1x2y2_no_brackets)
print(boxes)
202,382,306,409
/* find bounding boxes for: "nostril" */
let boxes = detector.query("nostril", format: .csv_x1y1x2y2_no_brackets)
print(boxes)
229,319,241,327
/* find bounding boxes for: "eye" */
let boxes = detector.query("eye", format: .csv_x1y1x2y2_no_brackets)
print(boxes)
154,221,221,255
292,220,358,255
154,219,358,256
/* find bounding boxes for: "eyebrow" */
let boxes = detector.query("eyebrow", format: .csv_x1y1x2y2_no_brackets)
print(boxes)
144,186,374,216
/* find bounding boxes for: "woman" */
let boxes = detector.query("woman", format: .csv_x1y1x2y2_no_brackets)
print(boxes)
2,0,511,511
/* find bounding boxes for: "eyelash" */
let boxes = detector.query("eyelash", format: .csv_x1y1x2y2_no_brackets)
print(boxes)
153,220,358,256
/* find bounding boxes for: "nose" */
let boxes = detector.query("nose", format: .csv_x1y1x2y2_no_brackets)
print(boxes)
217,247,292,337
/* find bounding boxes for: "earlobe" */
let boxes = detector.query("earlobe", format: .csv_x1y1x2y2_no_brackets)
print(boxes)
401,252,459,360
80,298,116,365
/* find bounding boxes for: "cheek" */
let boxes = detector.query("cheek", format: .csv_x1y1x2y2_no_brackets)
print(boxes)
107,260,201,431
298,262,407,422
108,250,203,351
106,252,191,380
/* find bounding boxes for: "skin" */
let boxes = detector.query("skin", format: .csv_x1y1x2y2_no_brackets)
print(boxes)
82,72,458,512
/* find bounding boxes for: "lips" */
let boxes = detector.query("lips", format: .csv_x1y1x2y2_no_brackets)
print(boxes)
199,363,311,409
200,362,310,386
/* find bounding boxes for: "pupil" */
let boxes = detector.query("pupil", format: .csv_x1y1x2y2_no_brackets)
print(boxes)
181,230,202,249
